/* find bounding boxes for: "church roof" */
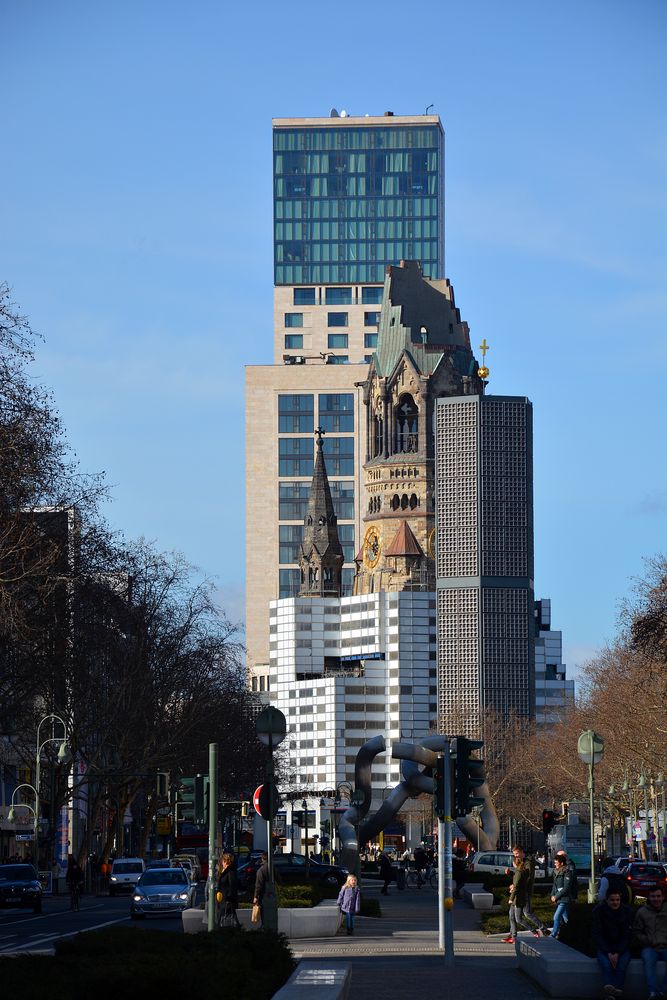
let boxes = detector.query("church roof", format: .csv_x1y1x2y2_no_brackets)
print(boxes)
374,260,478,381
385,520,424,557
299,430,344,565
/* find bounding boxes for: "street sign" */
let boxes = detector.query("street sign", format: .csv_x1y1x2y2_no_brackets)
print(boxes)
577,730,604,765
253,781,281,821
256,707,287,748
15,833,34,841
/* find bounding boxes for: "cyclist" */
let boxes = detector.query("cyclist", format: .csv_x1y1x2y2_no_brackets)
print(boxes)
67,860,84,910
413,845,429,887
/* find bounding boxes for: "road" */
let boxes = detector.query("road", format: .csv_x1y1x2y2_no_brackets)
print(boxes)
0,884,204,955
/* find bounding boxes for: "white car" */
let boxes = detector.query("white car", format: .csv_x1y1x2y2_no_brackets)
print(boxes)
109,858,145,896
468,851,513,875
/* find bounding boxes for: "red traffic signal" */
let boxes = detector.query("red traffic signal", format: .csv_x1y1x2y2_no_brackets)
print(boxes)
542,809,557,836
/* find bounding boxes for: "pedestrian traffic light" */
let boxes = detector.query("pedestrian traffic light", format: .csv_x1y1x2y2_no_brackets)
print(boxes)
241,801,249,817
176,776,196,821
194,774,209,826
542,809,557,836
453,737,485,818
433,755,446,819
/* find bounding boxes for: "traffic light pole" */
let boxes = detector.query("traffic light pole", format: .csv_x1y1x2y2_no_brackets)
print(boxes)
438,738,454,964
207,742,218,932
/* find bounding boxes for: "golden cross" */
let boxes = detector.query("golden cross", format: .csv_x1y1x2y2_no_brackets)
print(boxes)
479,338,490,360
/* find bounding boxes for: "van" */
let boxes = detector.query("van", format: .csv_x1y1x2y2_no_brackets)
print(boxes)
109,858,145,896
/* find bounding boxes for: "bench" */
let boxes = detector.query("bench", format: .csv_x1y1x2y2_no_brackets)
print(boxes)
272,960,352,1000
462,883,494,910
517,936,667,999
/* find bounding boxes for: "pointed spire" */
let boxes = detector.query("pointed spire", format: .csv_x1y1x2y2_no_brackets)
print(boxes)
299,429,344,597
385,520,424,557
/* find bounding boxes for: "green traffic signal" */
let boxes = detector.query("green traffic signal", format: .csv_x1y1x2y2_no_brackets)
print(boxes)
178,776,196,821
194,774,209,826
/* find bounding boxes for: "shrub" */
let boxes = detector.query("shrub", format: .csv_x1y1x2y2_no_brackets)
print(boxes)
0,927,294,1000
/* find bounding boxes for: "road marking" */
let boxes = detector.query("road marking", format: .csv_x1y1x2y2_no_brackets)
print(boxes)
0,903,103,928
0,916,129,954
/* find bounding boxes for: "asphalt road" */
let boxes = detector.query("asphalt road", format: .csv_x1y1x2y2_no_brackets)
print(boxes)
0,884,205,955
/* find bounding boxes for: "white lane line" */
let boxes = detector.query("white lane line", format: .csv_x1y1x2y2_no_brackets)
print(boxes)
0,903,104,928
0,916,129,953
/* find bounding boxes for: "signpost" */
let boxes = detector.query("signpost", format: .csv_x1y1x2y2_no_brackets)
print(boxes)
577,730,604,902
255,707,286,932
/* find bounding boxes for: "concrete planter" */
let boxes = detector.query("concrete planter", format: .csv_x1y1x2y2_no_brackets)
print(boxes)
182,898,341,938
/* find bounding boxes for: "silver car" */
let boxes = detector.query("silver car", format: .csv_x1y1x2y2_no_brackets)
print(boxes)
130,867,196,919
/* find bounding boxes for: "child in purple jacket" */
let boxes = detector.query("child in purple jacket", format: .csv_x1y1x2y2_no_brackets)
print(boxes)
337,874,361,935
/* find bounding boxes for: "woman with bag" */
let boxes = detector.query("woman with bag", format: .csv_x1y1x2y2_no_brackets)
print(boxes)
337,874,361,935
217,853,241,928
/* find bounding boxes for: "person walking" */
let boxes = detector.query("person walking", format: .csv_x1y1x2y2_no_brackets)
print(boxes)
379,851,393,895
548,851,577,939
66,859,84,910
217,853,241,928
337,874,361,935
592,888,634,998
452,850,467,899
252,852,269,926
633,886,667,1000
503,846,545,943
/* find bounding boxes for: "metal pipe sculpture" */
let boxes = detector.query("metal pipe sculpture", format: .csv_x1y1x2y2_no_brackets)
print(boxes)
339,734,499,874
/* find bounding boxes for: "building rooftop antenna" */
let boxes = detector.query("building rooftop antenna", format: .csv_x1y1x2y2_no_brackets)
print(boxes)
425,104,434,115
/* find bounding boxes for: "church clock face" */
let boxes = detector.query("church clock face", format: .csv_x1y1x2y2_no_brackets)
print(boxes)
363,526,381,569
427,528,437,559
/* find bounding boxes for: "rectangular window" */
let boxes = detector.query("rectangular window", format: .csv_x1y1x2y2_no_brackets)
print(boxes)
279,524,304,564
362,287,383,304
319,393,354,433
330,480,355,519
284,312,303,328
279,482,310,520
285,334,303,349
338,524,355,564
278,394,314,433
364,333,378,349
364,355,373,363
327,312,348,328
364,311,380,326
328,355,349,364
294,288,316,305
279,568,300,598
279,438,314,477
325,287,352,305
327,333,348,349
322,436,354,475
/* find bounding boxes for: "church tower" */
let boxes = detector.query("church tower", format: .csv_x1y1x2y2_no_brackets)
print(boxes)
355,260,483,595
299,428,344,597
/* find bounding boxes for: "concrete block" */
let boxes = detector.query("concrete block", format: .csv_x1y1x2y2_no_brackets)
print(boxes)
181,907,206,934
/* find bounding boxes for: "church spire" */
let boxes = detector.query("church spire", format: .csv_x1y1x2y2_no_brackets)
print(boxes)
299,428,344,597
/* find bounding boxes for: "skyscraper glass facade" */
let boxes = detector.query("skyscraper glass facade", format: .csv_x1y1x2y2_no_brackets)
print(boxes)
274,120,444,285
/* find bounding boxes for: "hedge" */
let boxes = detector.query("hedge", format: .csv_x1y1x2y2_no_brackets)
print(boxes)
0,927,295,1000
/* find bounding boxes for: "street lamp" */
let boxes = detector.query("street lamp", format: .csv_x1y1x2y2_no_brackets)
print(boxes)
656,773,666,862
7,783,38,833
35,715,71,854
302,799,309,871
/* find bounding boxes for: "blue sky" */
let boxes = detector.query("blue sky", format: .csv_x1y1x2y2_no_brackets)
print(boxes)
1,0,665,678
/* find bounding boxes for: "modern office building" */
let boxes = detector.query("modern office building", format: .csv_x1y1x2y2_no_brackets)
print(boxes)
247,112,447,682
534,599,575,724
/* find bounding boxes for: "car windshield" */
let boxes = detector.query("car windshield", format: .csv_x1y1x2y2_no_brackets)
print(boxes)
0,865,37,881
140,870,187,886
113,862,143,874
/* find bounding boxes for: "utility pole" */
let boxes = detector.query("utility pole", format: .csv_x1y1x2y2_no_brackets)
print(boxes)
207,743,218,932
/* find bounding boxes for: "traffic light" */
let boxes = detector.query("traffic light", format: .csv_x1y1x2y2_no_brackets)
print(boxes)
433,755,446,819
453,737,485,818
194,774,209,826
542,809,557,836
241,801,249,817
177,776,195,821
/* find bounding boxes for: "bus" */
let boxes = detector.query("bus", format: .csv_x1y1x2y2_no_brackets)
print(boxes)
175,822,210,878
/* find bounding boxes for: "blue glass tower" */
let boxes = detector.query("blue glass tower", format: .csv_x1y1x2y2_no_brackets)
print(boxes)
273,114,445,286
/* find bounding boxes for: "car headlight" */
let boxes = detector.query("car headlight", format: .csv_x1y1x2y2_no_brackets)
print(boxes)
132,893,143,902
110,876,117,882
174,892,189,901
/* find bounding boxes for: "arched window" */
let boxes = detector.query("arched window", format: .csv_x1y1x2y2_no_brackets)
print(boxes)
395,394,418,454
391,494,400,511
409,493,418,510
373,414,383,458
401,494,409,510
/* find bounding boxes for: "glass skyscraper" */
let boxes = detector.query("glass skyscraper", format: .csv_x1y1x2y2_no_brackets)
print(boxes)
273,116,445,286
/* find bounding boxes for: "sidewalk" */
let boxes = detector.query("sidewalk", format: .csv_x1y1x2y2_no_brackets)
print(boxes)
288,881,563,999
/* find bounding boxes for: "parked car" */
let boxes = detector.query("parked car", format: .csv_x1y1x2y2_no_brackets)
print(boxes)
145,859,171,870
0,863,42,913
615,856,636,871
173,853,201,881
467,851,513,875
130,867,196,919
273,852,348,887
237,855,264,892
624,862,667,897
109,857,145,896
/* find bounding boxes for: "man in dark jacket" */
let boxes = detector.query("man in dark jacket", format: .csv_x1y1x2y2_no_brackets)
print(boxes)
379,852,393,895
592,889,634,997
503,846,545,943
253,852,269,927
549,852,576,939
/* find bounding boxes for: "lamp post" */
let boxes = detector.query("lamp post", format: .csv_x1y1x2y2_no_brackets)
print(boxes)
656,773,666,862
8,784,38,855
577,730,604,903
302,799,309,871
35,715,71,862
